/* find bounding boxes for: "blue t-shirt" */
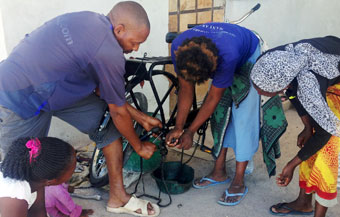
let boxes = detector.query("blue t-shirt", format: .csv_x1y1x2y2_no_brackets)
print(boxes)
0,11,126,119
171,22,259,88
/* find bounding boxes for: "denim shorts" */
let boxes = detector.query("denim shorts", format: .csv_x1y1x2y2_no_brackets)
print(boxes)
0,94,121,157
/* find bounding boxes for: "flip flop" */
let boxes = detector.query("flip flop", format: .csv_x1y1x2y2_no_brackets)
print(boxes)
192,176,231,189
269,203,314,216
106,195,160,217
217,186,248,206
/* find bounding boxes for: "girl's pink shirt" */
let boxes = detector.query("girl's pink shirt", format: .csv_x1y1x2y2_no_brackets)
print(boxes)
45,184,82,217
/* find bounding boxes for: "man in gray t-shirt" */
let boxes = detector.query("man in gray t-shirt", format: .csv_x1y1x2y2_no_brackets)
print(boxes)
0,1,161,216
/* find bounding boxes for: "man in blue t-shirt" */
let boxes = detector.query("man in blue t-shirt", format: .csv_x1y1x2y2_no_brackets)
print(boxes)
0,1,160,216
166,23,261,206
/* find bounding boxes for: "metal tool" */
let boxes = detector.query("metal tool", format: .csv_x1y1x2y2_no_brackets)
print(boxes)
122,127,162,165
70,193,102,201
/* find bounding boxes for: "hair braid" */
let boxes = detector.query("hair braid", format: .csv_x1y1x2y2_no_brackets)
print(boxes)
1,137,31,180
1,137,74,182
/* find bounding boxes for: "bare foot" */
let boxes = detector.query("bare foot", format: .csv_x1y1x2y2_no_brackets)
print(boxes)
135,202,156,215
107,192,131,209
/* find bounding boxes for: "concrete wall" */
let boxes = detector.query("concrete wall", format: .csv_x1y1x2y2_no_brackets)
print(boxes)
226,0,340,49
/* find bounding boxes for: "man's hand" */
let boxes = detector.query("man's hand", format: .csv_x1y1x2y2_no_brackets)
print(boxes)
126,103,162,137
136,141,157,159
141,115,162,133
166,127,184,146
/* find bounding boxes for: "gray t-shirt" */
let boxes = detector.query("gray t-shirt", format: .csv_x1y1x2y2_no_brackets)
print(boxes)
0,11,126,119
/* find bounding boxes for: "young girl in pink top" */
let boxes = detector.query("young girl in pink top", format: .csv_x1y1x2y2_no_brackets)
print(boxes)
0,137,91,217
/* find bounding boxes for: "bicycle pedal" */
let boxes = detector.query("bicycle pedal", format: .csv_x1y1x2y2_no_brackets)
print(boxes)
200,145,212,154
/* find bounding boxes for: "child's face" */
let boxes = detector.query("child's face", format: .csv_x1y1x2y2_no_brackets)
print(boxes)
51,150,77,185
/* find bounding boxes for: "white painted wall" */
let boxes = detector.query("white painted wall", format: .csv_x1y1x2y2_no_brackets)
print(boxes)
226,0,340,48
0,8,7,60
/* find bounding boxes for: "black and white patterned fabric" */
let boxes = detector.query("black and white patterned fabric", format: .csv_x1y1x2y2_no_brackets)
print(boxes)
251,43,340,136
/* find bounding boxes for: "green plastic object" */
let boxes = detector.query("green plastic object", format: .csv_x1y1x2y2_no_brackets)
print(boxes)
123,136,161,173
151,161,194,195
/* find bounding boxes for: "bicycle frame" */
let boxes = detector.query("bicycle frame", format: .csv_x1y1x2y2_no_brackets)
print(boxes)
90,2,264,190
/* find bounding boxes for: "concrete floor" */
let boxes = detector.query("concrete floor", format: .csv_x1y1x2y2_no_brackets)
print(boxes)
48,106,340,217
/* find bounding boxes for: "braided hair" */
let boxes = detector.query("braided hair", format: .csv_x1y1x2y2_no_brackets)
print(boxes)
175,36,219,84
0,137,74,182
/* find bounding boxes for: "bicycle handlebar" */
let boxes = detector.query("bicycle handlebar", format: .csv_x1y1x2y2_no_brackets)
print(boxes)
229,3,261,25
165,3,261,43
252,3,261,12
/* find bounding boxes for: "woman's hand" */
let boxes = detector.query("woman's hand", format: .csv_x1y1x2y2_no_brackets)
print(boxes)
176,129,194,150
276,164,295,187
297,115,313,148
297,127,313,148
166,127,184,146
276,156,302,187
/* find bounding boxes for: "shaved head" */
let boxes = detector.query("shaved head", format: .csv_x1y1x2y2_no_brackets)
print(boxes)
108,1,150,31
108,1,150,53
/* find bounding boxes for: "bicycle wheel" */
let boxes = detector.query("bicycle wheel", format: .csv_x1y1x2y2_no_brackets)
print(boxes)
89,92,148,187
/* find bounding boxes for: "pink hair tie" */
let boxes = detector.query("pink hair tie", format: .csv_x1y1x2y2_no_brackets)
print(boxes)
26,138,41,164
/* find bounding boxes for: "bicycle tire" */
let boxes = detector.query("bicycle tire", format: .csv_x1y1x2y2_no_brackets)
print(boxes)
89,69,180,188
89,92,148,187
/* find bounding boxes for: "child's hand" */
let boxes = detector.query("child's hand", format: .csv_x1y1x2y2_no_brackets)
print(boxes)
67,185,75,193
80,209,94,217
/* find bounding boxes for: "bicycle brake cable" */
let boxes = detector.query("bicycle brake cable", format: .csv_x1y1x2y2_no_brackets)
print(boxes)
131,127,172,207
132,145,172,207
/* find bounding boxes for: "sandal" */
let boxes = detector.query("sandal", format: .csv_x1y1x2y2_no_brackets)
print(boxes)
193,176,231,189
269,203,314,216
217,186,248,206
106,195,160,217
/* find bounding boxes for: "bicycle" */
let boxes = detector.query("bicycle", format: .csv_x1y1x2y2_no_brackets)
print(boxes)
89,2,265,205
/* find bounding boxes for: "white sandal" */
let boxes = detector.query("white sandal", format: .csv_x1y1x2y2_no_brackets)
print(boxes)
106,195,160,217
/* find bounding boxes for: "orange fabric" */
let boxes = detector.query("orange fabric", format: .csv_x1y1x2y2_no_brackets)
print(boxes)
299,83,340,201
